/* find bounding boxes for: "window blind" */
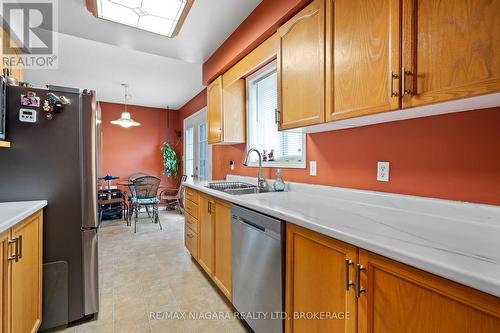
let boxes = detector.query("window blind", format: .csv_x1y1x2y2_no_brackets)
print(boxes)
247,66,305,166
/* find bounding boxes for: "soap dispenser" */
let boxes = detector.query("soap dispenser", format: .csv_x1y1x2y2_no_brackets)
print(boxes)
273,168,285,192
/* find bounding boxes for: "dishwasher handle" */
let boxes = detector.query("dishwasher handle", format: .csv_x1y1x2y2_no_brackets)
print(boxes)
233,216,281,240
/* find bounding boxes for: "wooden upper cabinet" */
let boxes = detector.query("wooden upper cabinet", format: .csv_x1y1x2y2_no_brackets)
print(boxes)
0,28,24,82
358,250,500,333
213,200,232,301
221,79,246,144
278,0,325,130
207,75,246,144
198,195,215,275
402,0,500,108
326,0,401,121
285,224,357,333
208,76,223,144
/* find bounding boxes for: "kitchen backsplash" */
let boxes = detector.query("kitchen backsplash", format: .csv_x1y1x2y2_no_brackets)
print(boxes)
212,106,500,206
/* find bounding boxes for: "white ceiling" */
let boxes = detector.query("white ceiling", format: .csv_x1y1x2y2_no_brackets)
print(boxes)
24,0,261,109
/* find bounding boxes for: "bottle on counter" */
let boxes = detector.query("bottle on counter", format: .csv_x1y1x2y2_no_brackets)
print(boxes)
273,168,285,192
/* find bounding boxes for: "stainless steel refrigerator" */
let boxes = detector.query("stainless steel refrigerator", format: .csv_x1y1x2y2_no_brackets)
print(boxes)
0,85,100,329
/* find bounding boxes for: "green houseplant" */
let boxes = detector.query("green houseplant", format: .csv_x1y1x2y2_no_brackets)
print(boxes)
161,142,179,178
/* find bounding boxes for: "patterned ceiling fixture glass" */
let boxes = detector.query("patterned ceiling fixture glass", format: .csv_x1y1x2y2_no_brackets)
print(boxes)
95,0,192,37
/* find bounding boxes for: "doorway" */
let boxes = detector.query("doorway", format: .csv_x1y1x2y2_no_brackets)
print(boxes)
183,107,211,181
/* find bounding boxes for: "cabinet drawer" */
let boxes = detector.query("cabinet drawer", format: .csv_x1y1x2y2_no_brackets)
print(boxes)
185,200,199,220
184,226,198,258
185,187,199,204
185,213,199,234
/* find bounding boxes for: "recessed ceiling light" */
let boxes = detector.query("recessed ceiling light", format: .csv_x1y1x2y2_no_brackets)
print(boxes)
87,0,194,38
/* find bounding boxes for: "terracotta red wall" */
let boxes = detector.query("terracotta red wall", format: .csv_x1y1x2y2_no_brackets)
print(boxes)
100,102,180,187
177,0,500,206
203,0,310,84
212,107,500,206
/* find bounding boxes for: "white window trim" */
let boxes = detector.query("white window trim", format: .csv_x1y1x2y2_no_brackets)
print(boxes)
245,62,307,169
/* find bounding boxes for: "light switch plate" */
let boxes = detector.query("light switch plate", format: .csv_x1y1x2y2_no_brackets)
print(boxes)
377,161,390,182
310,161,317,176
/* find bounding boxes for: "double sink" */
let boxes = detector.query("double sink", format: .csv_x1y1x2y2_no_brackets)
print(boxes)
206,181,270,195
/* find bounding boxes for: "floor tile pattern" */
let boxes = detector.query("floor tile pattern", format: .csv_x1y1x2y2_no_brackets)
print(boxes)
50,211,249,333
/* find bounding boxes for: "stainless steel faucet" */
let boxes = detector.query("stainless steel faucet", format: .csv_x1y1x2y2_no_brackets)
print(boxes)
243,148,269,191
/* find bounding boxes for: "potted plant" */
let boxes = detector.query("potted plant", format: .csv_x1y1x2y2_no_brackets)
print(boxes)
161,142,179,179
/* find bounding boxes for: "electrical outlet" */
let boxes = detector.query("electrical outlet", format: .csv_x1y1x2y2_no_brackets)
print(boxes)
310,161,317,176
377,161,390,182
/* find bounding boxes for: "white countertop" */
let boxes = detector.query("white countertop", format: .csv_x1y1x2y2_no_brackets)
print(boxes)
0,201,47,233
184,175,500,297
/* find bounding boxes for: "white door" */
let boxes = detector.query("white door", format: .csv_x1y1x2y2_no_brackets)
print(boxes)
184,108,211,181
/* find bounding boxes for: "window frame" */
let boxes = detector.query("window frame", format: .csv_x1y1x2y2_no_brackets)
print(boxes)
245,61,307,169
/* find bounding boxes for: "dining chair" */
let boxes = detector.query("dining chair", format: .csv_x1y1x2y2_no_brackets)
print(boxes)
160,175,187,214
128,175,162,233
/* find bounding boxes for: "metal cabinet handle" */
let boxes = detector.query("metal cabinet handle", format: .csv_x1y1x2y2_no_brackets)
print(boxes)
345,259,354,290
390,71,399,97
275,109,281,124
401,67,412,96
18,235,22,259
355,264,366,298
8,237,19,262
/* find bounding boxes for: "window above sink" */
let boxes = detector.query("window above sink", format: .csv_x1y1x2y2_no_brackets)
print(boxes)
246,62,307,169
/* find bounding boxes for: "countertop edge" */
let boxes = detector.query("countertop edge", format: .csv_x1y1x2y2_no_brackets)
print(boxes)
0,200,47,234
183,182,500,297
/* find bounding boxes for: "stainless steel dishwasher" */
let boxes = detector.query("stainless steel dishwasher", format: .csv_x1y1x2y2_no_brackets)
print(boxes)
232,204,284,333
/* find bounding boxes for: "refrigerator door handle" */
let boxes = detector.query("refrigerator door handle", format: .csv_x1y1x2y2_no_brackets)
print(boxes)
82,229,99,315
81,92,98,229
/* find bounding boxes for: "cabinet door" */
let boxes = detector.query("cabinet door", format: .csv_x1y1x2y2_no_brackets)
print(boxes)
0,230,8,333
358,250,500,333
221,79,246,144
326,0,401,121
402,0,500,108
208,76,223,144
278,0,325,130
213,200,232,300
198,195,214,275
285,224,357,333
0,28,24,82
9,212,43,333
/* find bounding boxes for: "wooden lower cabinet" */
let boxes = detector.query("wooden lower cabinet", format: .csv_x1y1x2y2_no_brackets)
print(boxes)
286,223,500,333
213,200,232,300
1,230,8,333
358,250,500,333
285,224,357,333
184,189,232,301
198,194,215,275
184,225,198,259
1,210,43,333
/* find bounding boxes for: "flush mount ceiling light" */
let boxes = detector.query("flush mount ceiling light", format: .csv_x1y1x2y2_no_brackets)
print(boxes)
110,83,141,128
87,0,194,38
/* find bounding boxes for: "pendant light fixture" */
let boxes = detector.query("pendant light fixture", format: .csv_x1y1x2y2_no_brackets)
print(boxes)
110,83,140,128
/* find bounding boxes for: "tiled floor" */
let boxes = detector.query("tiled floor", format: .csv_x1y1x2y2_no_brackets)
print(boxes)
53,211,249,333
